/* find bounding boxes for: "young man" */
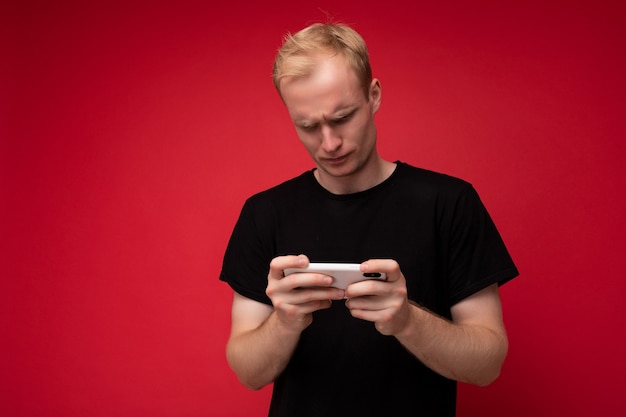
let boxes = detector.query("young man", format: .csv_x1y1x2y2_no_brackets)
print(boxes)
220,23,518,417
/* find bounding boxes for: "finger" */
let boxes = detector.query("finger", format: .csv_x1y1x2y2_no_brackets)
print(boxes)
290,287,346,304
346,305,394,328
347,307,379,322
361,259,401,282
344,279,387,299
284,272,335,289
268,254,309,279
344,294,385,311
277,298,334,320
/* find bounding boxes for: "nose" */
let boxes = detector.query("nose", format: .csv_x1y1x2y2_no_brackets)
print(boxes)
320,125,342,153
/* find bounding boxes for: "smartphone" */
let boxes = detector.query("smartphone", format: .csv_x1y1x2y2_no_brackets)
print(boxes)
283,263,386,290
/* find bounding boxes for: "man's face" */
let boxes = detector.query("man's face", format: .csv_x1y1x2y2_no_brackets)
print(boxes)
279,54,381,186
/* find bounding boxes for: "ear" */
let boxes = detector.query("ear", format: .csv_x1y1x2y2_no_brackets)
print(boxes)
369,78,382,114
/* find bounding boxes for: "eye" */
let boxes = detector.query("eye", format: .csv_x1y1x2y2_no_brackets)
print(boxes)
331,111,355,126
298,123,318,133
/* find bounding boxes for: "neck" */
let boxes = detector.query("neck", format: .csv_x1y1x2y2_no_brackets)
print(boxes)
315,157,396,195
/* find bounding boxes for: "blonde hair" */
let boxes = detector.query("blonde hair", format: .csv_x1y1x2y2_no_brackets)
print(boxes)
272,23,372,98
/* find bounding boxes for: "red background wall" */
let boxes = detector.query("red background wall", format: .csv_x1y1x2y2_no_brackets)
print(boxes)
3,1,625,416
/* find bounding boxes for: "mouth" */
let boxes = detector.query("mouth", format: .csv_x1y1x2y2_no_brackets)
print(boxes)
322,154,349,166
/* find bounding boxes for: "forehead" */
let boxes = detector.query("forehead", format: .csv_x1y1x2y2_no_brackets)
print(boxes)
279,54,364,119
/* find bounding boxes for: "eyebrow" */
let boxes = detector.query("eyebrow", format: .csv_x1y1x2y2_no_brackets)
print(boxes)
332,107,358,120
295,105,359,126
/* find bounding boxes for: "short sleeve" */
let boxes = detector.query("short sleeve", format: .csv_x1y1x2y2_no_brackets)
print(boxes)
219,196,276,305
446,185,519,306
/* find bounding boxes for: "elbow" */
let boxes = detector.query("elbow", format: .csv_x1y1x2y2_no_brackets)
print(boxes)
463,357,504,387
227,365,269,391
473,365,502,387
239,378,267,391
471,337,509,387
226,343,271,391
232,367,272,391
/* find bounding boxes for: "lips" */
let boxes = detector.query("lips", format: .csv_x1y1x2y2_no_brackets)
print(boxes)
322,154,349,165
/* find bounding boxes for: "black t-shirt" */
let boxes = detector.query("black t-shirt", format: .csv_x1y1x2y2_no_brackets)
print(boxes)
220,162,519,417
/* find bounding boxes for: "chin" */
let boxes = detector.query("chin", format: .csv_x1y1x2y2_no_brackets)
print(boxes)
320,164,359,179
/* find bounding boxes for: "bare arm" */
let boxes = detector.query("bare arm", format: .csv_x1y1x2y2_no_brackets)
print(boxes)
225,255,345,390
345,260,508,386
395,284,507,385
226,293,297,390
